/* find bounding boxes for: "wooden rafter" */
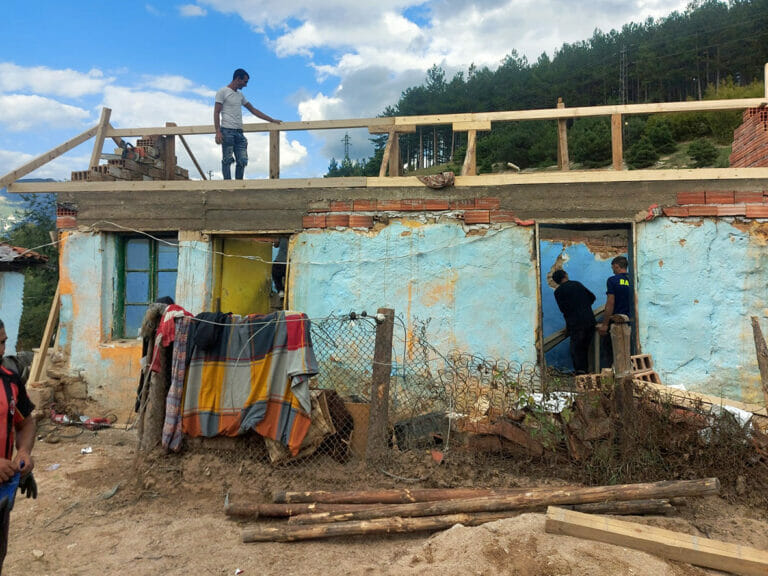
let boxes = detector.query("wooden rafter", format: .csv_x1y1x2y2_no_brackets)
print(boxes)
89,107,112,169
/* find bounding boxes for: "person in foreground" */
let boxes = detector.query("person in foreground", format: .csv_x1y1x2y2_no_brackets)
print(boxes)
0,319,36,572
214,68,281,180
552,269,597,374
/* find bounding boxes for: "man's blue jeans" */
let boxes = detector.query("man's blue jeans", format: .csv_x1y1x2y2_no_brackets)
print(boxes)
221,127,248,179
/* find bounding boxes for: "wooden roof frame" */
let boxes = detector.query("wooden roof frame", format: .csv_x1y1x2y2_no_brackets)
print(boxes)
1,61,766,192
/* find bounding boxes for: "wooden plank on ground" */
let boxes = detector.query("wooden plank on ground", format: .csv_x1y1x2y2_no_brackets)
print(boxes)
545,506,768,576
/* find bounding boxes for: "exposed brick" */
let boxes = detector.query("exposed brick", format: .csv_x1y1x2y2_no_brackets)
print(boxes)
514,218,536,226
676,191,706,205
377,200,402,211
56,215,77,229
705,191,734,204
662,206,689,217
687,205,719,217
475,197,501,210
746,205,768,218
734,191,764,204
329,201,353,212
463,210,490,224
326,214,350,227
401,199,425,211
450,198,476,209
348,215,374,228
490,210,517,223
423,199,450,211
353,199,377,211
302,214,327,229
717,205,747,217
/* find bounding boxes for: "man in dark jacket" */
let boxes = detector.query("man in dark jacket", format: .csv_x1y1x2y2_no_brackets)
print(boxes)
552,269,597,374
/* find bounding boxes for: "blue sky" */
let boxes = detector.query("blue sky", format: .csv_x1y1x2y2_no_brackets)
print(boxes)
0,0,688,183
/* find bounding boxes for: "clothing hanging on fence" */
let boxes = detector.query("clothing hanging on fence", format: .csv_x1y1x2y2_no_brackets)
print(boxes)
162,311,317,456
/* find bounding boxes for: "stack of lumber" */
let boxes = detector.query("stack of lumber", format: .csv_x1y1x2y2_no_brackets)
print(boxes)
227,478,719,543
70,135,189,181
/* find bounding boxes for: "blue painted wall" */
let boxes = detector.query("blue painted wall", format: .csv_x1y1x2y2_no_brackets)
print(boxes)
0,271,25,355
289,220,539,364
637,218,768,402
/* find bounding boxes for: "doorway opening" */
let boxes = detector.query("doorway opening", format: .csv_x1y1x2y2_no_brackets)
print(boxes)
538,223,634,374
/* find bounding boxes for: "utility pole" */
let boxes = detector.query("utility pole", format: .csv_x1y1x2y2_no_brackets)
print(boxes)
619,45,627,106
341,133,351,161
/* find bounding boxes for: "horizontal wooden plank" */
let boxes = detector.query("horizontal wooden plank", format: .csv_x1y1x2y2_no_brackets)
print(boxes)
545,506,768,576
453,121,492,131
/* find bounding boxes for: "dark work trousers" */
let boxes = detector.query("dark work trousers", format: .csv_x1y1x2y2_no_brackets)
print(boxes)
569,326,594,374
272,263,286,292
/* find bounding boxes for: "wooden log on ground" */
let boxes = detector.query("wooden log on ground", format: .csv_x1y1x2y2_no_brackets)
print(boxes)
274,487,537,504
288,478,719,525
225,502,377,519
243,510,521,542
545,506,768,576
568,499,673,516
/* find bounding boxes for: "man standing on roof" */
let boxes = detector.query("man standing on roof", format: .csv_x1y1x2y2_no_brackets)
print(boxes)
552,269,597,374
0,319,36,572
214,68,281,180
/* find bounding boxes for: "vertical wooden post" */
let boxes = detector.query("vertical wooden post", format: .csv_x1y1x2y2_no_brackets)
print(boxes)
366,308,394,463
89,107,112,169
610,314,633,449
611,114,623,171
29,282,60,384
461,130,477,176
750,316,768,409
388,133,400,177
556,98,569,171
378,131,393,177
269,131,280,179
164,122,176,180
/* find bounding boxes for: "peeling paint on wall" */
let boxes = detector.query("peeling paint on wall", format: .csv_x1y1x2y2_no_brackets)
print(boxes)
289,220,539,364
637,218,768,402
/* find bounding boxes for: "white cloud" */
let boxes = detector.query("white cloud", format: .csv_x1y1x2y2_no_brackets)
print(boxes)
139,74,215,98
0,63,112,98
179,4,207,16
0,95,91,131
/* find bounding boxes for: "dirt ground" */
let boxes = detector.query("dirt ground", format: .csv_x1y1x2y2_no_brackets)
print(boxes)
5,426,768,576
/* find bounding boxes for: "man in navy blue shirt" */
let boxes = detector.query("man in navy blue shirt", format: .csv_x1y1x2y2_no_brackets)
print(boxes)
552,269,597,374
598,255,632,368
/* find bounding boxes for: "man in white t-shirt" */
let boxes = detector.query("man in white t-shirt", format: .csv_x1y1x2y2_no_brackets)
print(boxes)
213,68,280,179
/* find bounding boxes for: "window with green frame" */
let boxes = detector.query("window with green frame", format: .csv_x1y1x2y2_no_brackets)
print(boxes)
115,236,178,338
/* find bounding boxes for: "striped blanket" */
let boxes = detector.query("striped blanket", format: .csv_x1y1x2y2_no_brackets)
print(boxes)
181,311,317,456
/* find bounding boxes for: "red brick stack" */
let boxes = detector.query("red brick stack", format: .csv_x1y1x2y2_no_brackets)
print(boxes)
70,135,189,182
729,107,768,168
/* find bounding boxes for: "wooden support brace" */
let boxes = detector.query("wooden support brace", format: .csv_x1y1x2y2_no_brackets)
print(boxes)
461,129,477,176
89,107,112,169
546,506,768,576
378,132,394,177
0,125,99,189
557,98,569,171
167,122,206,180
269,131,280,179
611,113,623,171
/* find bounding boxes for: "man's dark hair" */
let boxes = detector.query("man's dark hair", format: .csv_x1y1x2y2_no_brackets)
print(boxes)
233,68,249,81
552,269,567,285
156,296,174,305
0,318,4,330
612,255,629,270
